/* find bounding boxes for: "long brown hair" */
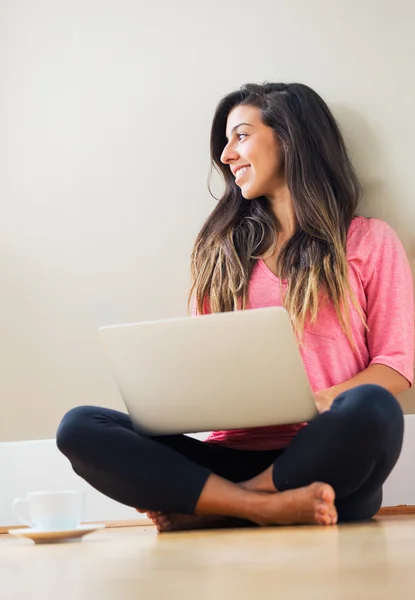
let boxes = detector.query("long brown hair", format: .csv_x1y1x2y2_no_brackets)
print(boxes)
189,82,367,347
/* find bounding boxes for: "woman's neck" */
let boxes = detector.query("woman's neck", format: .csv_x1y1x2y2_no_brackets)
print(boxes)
266,184,296,237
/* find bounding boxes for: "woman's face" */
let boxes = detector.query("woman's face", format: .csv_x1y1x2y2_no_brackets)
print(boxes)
221,104,285,200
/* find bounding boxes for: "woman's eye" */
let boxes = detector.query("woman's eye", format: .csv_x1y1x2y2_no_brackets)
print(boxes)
237,133,248,141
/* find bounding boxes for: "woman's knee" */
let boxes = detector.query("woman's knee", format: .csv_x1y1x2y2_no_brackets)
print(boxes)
56,406,99,457
333,384,403,435
370,383,401,412
336,384,402,416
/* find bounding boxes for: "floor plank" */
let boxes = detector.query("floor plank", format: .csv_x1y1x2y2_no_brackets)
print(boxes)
1,515,415,599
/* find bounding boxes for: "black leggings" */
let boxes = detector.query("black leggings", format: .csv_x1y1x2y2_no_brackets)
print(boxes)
56,384,404,522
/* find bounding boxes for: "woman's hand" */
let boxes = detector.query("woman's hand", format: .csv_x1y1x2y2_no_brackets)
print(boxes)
313,390,334,414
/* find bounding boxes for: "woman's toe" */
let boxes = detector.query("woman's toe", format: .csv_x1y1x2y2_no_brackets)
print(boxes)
157,518,171,532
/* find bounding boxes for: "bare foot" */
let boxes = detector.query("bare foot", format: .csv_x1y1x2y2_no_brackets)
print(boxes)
142,510,254,533
256,482,337,526
136,482,337,531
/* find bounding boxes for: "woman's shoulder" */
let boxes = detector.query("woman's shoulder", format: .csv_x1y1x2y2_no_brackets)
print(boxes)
347,215,398,256
347,215,406,281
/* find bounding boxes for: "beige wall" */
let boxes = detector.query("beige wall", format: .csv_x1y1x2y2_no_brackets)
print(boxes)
1,0,414,441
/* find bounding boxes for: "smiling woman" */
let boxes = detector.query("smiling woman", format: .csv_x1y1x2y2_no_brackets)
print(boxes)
56,82,414,534
191,83,366,348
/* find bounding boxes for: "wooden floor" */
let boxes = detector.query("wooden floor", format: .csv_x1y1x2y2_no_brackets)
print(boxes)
2,515,415,599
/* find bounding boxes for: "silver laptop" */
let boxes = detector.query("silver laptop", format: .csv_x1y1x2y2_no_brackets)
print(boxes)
97,306,317,436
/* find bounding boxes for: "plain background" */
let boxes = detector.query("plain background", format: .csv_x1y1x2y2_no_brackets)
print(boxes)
1,0,414,441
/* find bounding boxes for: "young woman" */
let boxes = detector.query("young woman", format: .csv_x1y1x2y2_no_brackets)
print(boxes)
56,82,414,532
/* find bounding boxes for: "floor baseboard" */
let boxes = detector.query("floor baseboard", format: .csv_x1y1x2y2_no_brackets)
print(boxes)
377,505,415,515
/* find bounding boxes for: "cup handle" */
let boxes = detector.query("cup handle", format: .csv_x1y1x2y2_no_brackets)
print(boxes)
12,498,33,527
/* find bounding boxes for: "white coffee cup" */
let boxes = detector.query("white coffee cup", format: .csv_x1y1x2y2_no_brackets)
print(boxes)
12,490,85,531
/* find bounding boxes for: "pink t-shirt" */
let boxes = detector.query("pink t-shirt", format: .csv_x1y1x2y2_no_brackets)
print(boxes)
203,216,415,450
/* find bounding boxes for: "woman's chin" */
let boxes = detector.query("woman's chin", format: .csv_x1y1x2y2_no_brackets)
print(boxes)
240,187,259,200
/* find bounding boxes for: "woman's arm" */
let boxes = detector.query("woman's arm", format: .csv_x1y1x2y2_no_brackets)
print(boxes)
314,220,414,414
314,364,410,413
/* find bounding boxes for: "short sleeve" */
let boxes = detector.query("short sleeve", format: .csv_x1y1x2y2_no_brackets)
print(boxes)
364,220,414,387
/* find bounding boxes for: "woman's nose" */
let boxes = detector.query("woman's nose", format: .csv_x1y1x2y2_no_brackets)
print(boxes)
220,143,239,165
